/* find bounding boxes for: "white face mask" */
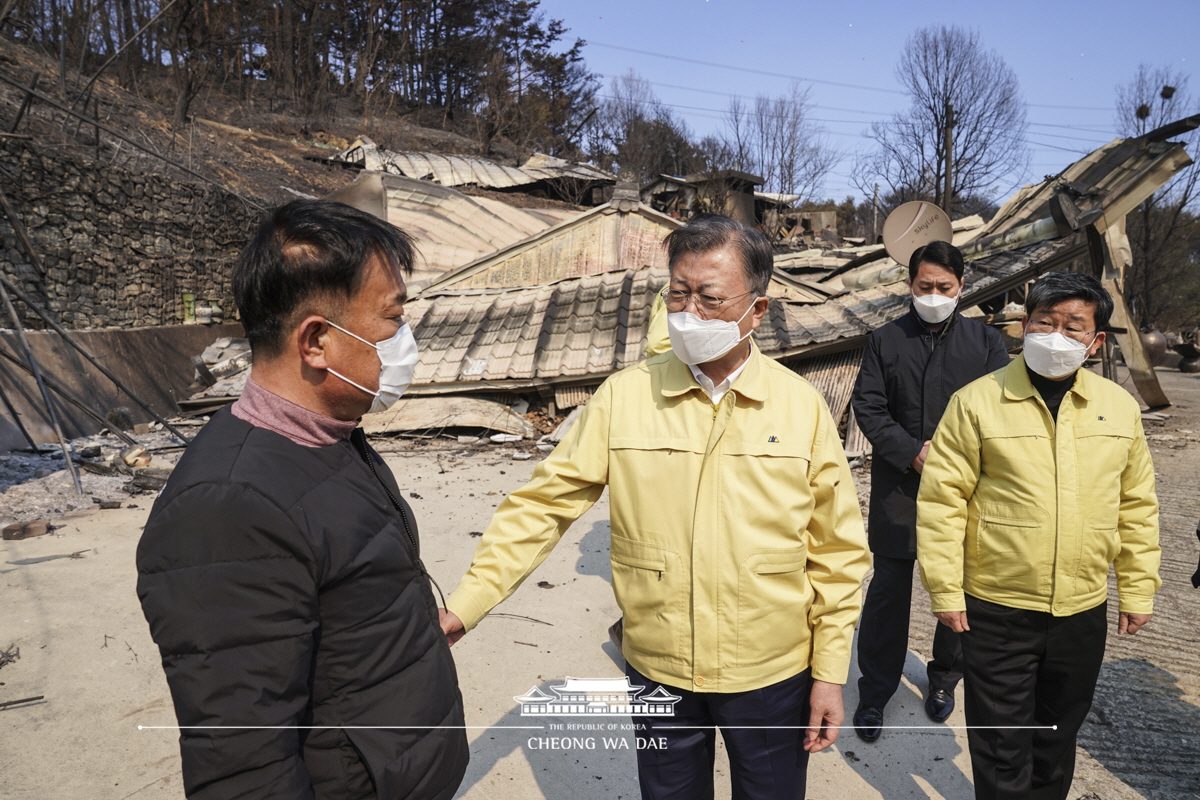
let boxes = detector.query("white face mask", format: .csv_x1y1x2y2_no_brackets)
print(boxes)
666,300,756,366
1022,328,1097,379
911,290,959,324
325,320,419,413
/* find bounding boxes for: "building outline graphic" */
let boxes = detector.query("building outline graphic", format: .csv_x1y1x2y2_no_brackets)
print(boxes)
514,678,682,716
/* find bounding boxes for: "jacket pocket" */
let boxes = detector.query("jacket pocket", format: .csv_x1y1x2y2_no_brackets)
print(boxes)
736,547,810,667
974,506,1052,596
720,440,814,534
1075,426,1134,492
979,427,1051,477
1075,516,1121,596
610,534,686,663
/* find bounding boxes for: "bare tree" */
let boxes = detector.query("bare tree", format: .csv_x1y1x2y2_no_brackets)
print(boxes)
584,71,705,182
852,25,1028,215
723,83,837,200
1115,64,1200,330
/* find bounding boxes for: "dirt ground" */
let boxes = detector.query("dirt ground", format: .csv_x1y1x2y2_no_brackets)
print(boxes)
1,367,1198,799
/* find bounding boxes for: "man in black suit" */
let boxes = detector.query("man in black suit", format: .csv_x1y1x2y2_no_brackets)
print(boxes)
850,240,1010,741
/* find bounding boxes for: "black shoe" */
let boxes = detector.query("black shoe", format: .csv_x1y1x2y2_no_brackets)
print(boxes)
853,704,883,742
608,618,623,651
924,688,955,723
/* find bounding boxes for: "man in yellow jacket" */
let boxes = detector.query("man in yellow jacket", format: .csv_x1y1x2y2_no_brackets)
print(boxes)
442,214,870,800
917,271,1161,800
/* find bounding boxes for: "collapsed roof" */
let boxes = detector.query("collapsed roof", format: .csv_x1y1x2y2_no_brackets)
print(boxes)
322,136,615,197
191,117,1197,426
398,119,1195,403
325,171,576,290
401,238,1076,396
418,184,677,294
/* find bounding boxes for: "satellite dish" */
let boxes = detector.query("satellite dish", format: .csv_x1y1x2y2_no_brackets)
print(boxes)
882,201,953,268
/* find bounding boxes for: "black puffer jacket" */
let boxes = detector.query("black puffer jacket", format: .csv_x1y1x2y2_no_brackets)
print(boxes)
852,308,1010,559
137,410,468,799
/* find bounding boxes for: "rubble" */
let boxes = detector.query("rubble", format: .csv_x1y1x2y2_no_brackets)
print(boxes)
120,445,152,467
361,396,535,439
0,427,184,529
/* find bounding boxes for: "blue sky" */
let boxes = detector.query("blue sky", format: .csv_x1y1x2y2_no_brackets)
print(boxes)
539,0,1199,203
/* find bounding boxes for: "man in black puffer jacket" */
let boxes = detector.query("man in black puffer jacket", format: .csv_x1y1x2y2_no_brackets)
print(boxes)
137,200,468,799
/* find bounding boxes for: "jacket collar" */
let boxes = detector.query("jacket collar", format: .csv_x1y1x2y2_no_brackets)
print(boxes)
660,341,770,403
1003,354,1093,402
906,304,959,338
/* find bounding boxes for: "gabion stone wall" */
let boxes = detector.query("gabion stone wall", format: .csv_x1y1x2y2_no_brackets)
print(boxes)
0,137,257,330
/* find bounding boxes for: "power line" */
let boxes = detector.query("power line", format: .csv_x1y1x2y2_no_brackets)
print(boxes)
1025,136,1092,154
594,73,1119,136
593,93,1112,147
588,41,1116,111
588,41,906,96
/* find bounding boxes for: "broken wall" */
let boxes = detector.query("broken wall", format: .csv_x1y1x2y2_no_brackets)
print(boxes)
0,137,256,330
0,323,243,450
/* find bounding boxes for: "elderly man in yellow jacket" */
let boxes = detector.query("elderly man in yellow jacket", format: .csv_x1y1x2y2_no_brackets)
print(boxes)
917,271,1161,800
441,213,870,800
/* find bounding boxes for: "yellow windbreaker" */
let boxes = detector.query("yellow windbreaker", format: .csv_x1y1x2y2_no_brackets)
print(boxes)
446,346,870,692
916,356,1161,617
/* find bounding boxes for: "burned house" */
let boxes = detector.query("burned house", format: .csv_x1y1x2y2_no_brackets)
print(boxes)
639,170,762,226
154,117,1200,447
755,193,839,243
393,117,1197,444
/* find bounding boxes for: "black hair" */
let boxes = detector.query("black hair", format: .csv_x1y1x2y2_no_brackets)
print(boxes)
1025,271,1113,332
232,199,414,358
909,240,965,281
663,213,774,295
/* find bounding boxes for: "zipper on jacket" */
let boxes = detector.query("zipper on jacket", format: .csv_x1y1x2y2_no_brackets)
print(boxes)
352,429,449,612
354,429,420,557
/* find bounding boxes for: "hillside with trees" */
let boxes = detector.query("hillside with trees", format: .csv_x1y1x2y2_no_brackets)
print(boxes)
0,0,844,196
1,4,1195,330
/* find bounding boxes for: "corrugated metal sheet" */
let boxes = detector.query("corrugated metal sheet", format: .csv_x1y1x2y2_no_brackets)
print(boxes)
961,136,1193,247
326,172,569,288
407,266,665,387
331,137,614,189
417,199,830,302
554,385,594,410
784,348,863,427
402,238,1074,393
417,202,683,294
774,214,988,286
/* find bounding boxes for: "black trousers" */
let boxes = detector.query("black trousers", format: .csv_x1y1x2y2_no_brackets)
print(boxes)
961,595,1108,800
856,553,963,708
626,663,812,800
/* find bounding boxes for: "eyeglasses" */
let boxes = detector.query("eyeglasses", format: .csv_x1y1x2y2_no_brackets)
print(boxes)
1026,318,1097,344
662,288,757,317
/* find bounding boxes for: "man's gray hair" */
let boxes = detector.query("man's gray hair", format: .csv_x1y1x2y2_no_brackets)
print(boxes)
1025,271,1113,331
663,214,774,295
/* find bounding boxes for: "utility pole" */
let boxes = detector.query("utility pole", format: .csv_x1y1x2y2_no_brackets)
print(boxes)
872,183,879,244
943,101,956,217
